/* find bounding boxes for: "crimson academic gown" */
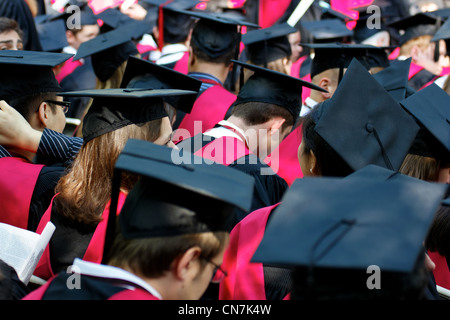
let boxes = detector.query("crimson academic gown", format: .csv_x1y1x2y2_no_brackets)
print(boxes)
33,192,127,280
173,79,237,144
176,126,288,229
0,157,64,231
428,250,450,291
219,204,291,300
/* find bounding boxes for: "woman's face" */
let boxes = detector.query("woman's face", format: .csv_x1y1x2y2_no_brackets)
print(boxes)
153,116,176,149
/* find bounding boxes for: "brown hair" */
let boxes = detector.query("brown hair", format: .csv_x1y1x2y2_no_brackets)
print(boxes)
54,119,163,225
399,153,440,182
0,17,23,39
107,228,229,279
231,101,294,132
399,35,432,56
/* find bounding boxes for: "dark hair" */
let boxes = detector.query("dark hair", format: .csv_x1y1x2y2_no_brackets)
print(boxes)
190,21,240,65
161,11,194,44
300,105,353,177
107,222,228,279
425,205,450,258
231,101,294,132
0,17,23,39
7,92,58,121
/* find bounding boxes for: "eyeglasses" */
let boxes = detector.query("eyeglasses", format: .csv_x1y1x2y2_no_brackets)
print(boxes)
44,100,71,114
202,257,228,283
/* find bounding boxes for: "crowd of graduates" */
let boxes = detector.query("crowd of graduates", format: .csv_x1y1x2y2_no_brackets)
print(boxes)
0,0,448,303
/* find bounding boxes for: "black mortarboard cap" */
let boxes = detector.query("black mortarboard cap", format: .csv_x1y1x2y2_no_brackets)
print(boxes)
120,56,201,113
252,176,447,274
388,12,439,46
242,23,297,66
172,8,259,59
58,88,197,142
313,58,420,171
352,2,392,44
74,25,139,82
143,0,200,47
0,50,73,100
431,17,450,41
300,19,353,43
302,43,380,80
51,4,99,29
112,138,255,239
96,8,154,40
231,60,327,119
399,83,450,163
36,19,69,52
372,58,412,102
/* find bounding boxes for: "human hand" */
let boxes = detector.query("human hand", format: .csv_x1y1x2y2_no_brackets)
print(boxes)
120,2,148,21
0,100,42,152
414,44,443,76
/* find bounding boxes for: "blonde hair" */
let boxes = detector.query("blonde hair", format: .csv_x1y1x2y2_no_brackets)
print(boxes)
399,35,433,57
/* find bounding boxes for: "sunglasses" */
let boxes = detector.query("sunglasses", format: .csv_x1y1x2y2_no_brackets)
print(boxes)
44,100,71,114
203,257,228,283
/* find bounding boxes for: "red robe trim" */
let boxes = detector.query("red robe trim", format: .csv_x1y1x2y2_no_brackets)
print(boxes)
0,157,44,229
428,250,450,290
174,84,237,143
219,204,283,300
264,124,303,186
173,51,189,74
55,57,83,83
33,192,127,280
193,135,250,166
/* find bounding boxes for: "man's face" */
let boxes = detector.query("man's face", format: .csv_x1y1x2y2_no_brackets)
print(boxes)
0,30,23,50
67,24,100,50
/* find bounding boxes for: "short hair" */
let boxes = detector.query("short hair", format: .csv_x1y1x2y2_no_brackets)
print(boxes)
107,224,229,279
190,20,240,65
425,205,450,258
0,17,23,39
300,105,353,177
399,34,432,56
7,92,58,122
231,101,294,132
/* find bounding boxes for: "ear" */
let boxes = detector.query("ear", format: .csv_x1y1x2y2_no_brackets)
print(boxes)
188,46,195,67
174,246,202,281
268,117,286,136
308,148,320,175
36,101,50,128
410,45,420,62
152,25,159,44
317,77,333,100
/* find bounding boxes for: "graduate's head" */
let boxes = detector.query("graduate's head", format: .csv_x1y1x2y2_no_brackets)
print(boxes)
0,17,23,50
120,56,201,127
105,140,255,299
62,5,100,50
73,25,140,84
0,50,73,133
242,23,297,71
190,18,240,66
398,84,450,183
252,173,447,300
229,61,326,156
303,43,384,102
299,59,420,177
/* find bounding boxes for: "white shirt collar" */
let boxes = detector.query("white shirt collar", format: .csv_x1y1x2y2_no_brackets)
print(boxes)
300,97,319,117
72,258,163,299
204,120,249,147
